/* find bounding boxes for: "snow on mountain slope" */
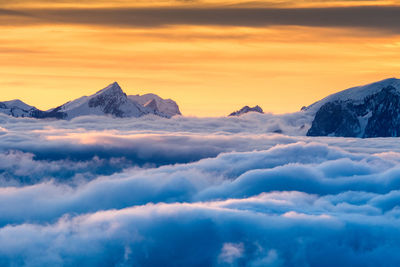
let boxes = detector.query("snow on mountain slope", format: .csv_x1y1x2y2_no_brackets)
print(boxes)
306,78,400,137
3,100,35,111
0,82,182,120
304,78,400,114
129,93,181,117
0,99,37,117
57,82,149,119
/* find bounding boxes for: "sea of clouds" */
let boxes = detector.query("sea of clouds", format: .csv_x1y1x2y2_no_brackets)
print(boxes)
1,112,400,266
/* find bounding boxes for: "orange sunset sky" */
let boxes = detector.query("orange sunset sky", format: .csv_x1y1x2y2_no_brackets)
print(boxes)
1,0,400,116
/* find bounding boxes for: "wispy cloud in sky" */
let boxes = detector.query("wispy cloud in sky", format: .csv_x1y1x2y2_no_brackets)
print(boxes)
1,0,399,8
1,6,400,33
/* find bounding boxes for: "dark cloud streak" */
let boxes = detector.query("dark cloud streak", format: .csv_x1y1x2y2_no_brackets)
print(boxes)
1,6,400,32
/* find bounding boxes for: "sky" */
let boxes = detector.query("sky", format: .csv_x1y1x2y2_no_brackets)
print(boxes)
1,0,400,116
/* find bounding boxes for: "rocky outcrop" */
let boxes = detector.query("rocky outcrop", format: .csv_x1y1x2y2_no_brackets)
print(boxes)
229,105,264,116
307,85,400,137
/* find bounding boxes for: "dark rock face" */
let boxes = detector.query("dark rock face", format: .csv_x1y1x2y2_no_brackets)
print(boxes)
31,107,66,119
307,102,360,137
88,93,127,118
144,99,158,112
229,105,264,116
364,86,400,137
87,83,128,117
307,86,400,137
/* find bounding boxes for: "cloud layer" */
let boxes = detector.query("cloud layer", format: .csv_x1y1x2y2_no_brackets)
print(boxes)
1,114,400,266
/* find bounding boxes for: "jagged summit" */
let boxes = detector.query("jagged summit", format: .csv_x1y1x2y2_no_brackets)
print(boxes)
56,82,156,119
229,105,264,116
94,82,124,96
129,93,181,117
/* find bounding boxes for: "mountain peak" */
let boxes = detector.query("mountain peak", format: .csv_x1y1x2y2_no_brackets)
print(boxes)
0,99,39,118
229,105,264,116
128,94,181,117
0,82,181,120
306,78,400,138
2,99,35,111
304,77,400,113
96,82,123,95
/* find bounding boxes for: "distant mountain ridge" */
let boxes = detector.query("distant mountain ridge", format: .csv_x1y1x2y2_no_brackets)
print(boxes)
306,78,400,137
4,78,400,138
0,100,37,118
229,105,264,116
129,93,181,117
0,82,181,119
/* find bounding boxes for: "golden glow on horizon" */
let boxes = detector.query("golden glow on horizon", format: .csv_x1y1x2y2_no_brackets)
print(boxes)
1,1,400,116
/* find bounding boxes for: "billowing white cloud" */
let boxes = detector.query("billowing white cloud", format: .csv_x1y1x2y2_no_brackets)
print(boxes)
1,114,400,266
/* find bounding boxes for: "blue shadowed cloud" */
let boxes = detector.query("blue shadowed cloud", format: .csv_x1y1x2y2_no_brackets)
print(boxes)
0,114,400,265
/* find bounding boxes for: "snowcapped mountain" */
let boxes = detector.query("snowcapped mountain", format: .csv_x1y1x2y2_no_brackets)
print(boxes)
0,100,37,118
53,82,150,119
229,105,264,116
306,78,400,137
128,93,181,118
304,78,400,114
0,99,62,118
1,82,181,120
0,100,37,117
